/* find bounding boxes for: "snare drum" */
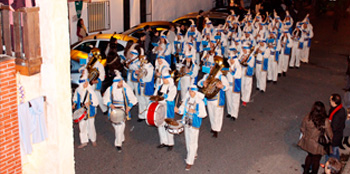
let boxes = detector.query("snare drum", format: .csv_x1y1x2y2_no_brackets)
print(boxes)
110,108,125,124
166,120,184,134
73,108,87,123
145,101,165,127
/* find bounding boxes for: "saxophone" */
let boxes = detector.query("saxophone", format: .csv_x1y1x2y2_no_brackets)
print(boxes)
202,56,224,99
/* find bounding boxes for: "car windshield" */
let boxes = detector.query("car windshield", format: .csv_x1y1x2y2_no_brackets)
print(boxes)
74,41,97,53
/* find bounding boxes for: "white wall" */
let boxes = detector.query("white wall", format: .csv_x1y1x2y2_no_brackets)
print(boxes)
68,0,213,45
20,0,75,173
151,0,213,21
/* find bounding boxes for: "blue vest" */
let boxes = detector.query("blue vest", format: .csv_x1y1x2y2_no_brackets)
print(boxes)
76,91,96,117
181,99,202,128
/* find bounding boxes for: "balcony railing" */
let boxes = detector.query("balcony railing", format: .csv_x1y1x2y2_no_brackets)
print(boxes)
0,5,42,76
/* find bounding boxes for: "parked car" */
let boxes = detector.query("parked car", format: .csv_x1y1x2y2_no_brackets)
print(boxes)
172,11,228,28
70,33,137,86
122,21,177,39
209,6,247,21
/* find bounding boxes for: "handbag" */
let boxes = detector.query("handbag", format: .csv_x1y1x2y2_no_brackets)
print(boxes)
318,127,331,154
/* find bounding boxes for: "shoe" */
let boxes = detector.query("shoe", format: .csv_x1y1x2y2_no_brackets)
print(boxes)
185,164,192,171
212,131,218,138
137,119,144,122
283,72,286,77
296,67,299,69
226,114,231,118
167,146,173,151
157,144,166,148
273,81,277,84
92,141,97,147
103,111,108,115
260,90,265,93
242,102,247,107
267,80,272,83
231,117,236,121
256,87,259,90
116,146,122,153
289,66,294,69
278,73,281,77
78,143,87,149
210,129,214,133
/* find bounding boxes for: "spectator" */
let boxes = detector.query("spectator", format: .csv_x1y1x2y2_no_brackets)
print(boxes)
143,25,152,54
344,56,350,91
340,108,350,149
196,10,205,32
328,94,346,160
77,18,88,42
298,101,333,174
324,157,342,174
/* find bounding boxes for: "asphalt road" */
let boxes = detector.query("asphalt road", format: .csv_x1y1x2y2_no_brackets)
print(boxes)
73,13,350,174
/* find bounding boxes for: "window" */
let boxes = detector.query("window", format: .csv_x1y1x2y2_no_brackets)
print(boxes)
74,41,97,53
87,1,110,32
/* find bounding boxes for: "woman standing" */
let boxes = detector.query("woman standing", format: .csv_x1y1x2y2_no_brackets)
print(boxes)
298,101,333,174
77,18,88,42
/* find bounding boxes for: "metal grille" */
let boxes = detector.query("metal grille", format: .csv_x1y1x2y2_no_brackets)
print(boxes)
87,1,110,33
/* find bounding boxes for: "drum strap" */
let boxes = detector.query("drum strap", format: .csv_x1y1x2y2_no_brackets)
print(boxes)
81,90,88,108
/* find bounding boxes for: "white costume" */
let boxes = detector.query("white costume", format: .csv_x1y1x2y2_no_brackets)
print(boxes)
300,16,313,63
73,74,99,146
289,25,303,68
255,41,268,92
154,73,177,147
198,71,229,133
103,72,138,148
277,31,293,74
226,55,242,119
177,86,207,166
178,54,199,101
266,33,279,82
239,45,255,104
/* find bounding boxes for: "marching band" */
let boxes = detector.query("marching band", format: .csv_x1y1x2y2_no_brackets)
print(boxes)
73,9,313,171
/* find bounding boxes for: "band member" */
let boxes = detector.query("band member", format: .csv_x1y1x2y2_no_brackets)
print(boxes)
239,43,255,106
72,71,99,148
178,53,199,101
154,72,177,150
153,30,172,65
126,48,140,90
300,14,313,64
200,48,215,74
266,32,278,83
289,24,303,68
103,71,138,152
87,48,108,114
282,11,294,34
155,56,171,87
202,17,215,36
185,19,202,58
173,27,185,67
175,85,207,171
277,29,293,76
133,52,155,122
255,40,268,92
226,54,242,120
198,60,229,137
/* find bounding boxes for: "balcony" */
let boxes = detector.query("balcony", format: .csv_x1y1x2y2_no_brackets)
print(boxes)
0,5,42,76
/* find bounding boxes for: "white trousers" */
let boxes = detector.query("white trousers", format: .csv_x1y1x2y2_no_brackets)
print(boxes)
158,123,174,146
241,71,253,103
207,100,224,132
112,122,125,147
280,53,290,73
300,46,310,63
95,90,107,112
226,88,240,118
185,126,199,165
290,44,301,68
79,117,96,144
136,87,150,119
255,64,267,92
267,57,278,81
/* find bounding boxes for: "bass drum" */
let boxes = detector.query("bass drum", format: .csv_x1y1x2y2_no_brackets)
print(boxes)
145,101,165,127
73,108,87,123
110,108,125,124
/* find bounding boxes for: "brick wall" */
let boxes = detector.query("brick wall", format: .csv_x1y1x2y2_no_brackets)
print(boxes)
0,57,22,174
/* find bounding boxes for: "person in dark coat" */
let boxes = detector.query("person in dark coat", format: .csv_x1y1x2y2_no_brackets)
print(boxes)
328,93,346,160
298,101,333,174
341,108,350,149
196,10,204,33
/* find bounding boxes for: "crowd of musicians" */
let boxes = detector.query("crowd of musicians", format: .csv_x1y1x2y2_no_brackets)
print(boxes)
72,9,313,171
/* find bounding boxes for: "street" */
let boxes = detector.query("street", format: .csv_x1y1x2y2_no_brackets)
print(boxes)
74,14,350,174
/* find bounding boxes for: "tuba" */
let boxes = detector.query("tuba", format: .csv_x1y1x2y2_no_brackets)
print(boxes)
201,56,224,99
87,48,101,85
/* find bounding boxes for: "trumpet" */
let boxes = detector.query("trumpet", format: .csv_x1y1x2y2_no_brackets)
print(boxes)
240,46,255,66
136,57,148,82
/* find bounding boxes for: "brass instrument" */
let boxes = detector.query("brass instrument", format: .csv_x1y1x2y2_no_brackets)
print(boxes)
124,55,144,69
137,56,148,82
201,56,224,99
87,48,101,85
